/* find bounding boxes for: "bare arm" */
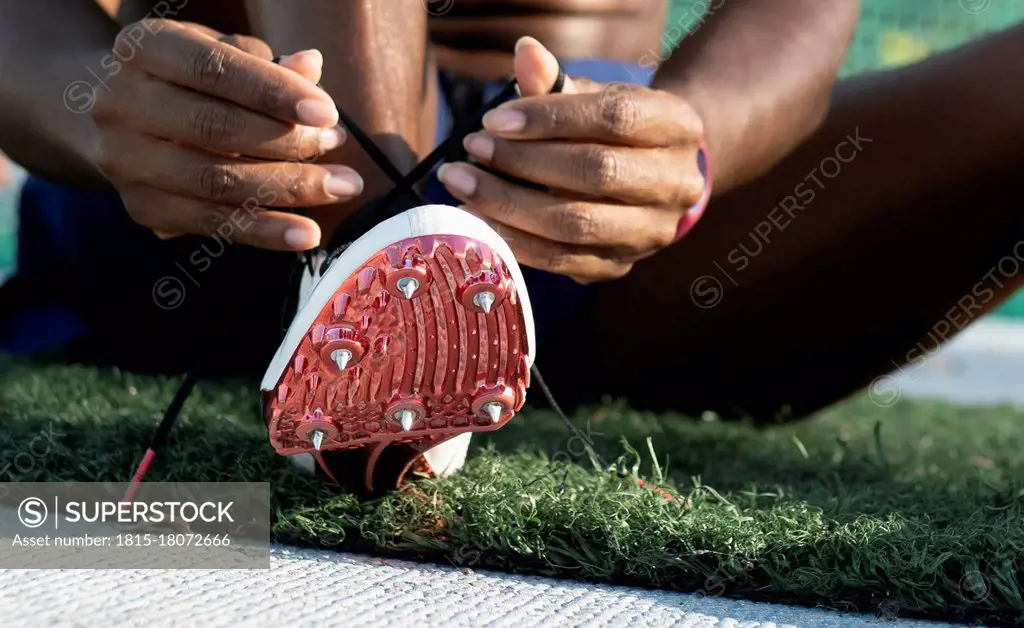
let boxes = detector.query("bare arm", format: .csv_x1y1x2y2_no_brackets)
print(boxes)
3,0,359,250
0,0,123,185
653,0,861,192
246,0,431,228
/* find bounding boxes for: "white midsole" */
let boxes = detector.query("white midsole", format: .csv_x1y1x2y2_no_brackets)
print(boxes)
260,204,535,391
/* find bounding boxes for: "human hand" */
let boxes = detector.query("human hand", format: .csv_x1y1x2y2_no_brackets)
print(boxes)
0,151,11,189
91,20,364,251
438,37,709,283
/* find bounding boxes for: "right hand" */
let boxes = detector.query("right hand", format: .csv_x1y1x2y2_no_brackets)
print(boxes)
91,20,363,251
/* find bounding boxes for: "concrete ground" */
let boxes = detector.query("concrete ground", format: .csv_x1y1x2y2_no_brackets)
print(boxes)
0,548,971,628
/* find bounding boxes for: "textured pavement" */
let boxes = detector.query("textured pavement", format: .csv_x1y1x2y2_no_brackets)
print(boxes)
0,547,968,627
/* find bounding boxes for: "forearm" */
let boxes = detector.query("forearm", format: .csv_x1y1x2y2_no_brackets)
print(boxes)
0,0,122,185
653,0,860,193
247,0,431,217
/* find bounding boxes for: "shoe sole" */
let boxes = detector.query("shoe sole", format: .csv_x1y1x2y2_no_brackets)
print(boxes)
260,206,533,482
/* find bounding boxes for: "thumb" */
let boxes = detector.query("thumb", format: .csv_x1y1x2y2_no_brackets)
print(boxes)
276,49,324,86
513,36,577,96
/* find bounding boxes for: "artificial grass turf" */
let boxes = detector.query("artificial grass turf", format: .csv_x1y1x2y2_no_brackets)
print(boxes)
1,357,1022,625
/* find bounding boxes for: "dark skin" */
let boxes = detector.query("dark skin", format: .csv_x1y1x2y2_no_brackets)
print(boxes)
0,0,857,253
564,24,1024,418
3,1,1018,419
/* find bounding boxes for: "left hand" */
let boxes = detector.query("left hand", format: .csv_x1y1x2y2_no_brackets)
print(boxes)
438,37,707,284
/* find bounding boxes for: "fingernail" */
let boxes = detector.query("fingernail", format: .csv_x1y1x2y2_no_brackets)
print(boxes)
438,164,477,196
297,98,339,127
324,166,364,198
514,36,541,54
284,226,317,250
280,49,323,66
319,126,346,151
482,108,526,133
463,133,495,161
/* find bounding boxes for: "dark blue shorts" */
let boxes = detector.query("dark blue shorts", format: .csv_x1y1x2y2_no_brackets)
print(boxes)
4,60,654,370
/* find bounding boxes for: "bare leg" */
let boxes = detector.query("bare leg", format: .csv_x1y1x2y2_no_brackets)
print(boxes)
544,24,1024,420
247,0,433,235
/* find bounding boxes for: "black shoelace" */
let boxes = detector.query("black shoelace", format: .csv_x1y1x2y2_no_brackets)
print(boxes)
123,59,603,501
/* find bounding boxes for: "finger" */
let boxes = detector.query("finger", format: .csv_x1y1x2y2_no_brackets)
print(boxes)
276,49,324,85
101,71,346,160
96,131,364,207
481,88,702,147
513,36,578,97
0,155,11,188
218,34,274,60
564,76,604,94
177,22,224,39
121,187,322,251
124,20,338,127
437,162,676,251
463,132,705,207
464,216,631,284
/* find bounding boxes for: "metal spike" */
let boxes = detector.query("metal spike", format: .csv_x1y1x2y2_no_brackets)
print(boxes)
333,349,352,370
310,429,326,451
397,277,419,300
483,402,503,424
474,291,495,314
396,409,416,431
